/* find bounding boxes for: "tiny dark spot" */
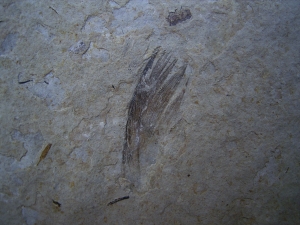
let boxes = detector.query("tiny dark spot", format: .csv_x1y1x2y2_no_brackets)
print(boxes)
187,174,190,177
112,85,115,89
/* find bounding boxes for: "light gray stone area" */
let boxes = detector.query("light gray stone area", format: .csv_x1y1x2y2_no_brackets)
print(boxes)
0,0,299,224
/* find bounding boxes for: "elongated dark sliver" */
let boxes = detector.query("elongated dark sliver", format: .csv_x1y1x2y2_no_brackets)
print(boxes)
107,196,129,206
37,143,52,166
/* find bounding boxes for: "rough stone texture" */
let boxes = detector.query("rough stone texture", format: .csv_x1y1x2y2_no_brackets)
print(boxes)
0,0,299,224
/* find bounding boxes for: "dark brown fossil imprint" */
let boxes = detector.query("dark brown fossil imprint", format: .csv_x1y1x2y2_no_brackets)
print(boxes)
122,48,187,180
166,8,192,26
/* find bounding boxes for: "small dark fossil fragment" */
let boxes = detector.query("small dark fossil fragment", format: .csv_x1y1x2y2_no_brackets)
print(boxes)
52,199,61,207
37,143,52,166
166,8,192,26
107,196,129,206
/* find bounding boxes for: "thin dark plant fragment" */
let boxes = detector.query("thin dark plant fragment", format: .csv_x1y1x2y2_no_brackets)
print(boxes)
107,196,129,206
122,48,187,180
166,8,192,26
52,199,61,207
37,143,52,166
18,73,32,84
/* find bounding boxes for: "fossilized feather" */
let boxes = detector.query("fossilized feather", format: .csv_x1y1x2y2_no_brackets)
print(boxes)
122,48,187,172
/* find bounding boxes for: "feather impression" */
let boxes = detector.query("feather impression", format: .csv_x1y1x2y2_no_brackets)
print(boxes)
122,48,187,181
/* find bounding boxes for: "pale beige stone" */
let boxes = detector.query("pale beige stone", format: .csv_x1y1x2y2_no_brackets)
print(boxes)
0,0,299,224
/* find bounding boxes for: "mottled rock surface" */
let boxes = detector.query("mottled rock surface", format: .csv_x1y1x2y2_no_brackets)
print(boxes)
0,0,299,224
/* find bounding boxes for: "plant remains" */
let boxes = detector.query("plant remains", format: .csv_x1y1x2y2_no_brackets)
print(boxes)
166,8,192,26
122,47,188,182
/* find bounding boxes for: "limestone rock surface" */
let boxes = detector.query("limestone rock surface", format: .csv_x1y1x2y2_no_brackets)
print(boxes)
0,0,300,224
